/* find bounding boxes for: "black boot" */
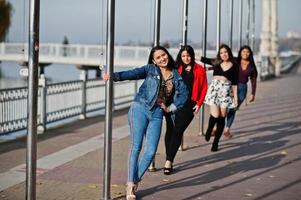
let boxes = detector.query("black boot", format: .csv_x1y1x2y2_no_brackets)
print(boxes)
211,117,225,152
205,115,218,142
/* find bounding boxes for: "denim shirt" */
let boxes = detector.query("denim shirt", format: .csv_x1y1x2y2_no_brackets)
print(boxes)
113,64,188,112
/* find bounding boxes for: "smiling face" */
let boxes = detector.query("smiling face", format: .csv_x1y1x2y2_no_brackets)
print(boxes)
152,49,169,68
240,48,250,60
219,47,229,62
181,50,192,65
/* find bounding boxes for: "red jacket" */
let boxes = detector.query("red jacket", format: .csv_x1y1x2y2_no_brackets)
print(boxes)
178,63,208,106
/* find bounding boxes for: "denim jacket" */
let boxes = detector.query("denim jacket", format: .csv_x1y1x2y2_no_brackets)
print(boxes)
113,64,188,112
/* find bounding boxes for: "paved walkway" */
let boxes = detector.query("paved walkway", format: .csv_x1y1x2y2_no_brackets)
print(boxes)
0,63,301,200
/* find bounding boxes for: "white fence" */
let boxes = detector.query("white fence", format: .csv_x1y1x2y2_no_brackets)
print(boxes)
0,78,142,135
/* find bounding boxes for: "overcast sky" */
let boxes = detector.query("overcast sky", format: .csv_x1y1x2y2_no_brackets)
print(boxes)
7,0,301,46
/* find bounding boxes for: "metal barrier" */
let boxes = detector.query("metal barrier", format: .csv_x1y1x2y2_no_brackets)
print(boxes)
0,79,140,135
0,87,30,133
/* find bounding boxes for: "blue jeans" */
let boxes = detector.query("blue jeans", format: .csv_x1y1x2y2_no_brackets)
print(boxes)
127,102,164,183
226,83,247,128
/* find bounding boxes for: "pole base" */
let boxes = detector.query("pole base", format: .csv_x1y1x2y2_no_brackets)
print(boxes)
198,131,205,136
37,125,45,134
79,114,86,120
148,166,157,172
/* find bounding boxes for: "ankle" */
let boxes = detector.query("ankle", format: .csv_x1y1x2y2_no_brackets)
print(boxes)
165,160,172,168
126,182,136,197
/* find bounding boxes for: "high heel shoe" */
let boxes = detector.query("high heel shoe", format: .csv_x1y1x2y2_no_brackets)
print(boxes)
163,161,173,175
163,164,173,175
126,184,136,200
223,129,232,139
163,167,173,175
133,182,139,192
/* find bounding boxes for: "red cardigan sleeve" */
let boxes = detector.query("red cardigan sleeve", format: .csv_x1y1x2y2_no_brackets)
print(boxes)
195,66,208,106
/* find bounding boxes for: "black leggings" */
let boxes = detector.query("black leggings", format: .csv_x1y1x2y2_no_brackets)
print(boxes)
165,100,196,163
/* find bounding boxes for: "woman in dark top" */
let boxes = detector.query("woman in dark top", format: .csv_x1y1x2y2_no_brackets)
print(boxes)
164,45,208,174
201,44,238,152
223,45,257,137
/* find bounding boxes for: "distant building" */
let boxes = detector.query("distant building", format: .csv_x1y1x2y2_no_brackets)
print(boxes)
287,31,301,39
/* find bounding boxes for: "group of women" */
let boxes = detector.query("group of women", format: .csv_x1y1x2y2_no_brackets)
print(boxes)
102,43,257,200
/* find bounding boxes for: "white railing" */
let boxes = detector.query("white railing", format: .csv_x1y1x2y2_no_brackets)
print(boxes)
0,43,217,67
0,78,142,135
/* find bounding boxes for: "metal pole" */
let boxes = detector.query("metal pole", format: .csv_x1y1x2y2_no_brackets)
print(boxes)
199,0,208,136
26,0,40,199
182,0,188,46
229,0,234,48
102,0,115,199
38,73,46,134
216,0,221,51
153,0,161,46
238,0,243,49
178,0,189,151
246,0,251,45
80,69,87,120
149,0,161,172
251,0,256,51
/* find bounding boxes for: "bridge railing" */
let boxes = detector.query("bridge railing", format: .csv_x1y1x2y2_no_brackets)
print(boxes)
0,79,141,135
0,43,218,67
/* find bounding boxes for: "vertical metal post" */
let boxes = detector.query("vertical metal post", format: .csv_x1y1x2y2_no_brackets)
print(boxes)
182,0,188,46
149,0,161,172
153,0,161,46
229,0,234,48
38,72,46,133
178,0,189,151
251,0,256,51
26,0,40,199
199,0,208,136
216,0,221,51
102,0,115,199
238,0,243,49
80,69,87,120
246,0,251,45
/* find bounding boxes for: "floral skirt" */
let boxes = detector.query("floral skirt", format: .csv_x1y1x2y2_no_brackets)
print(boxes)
204,79,236,108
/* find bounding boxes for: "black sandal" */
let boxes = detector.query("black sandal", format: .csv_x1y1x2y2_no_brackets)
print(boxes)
163,166,173,175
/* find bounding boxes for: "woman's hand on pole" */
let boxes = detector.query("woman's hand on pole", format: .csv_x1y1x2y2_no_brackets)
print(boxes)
102,73,110,81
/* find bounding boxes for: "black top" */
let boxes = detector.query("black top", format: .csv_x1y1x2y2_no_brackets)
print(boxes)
201,57,238,85
181,65,194,99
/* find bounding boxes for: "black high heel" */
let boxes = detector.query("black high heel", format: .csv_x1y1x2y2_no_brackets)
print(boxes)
164,166,173,175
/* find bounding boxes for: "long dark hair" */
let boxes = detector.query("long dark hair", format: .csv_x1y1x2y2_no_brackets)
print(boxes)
147,46,175,70
215,44,236,65
176,45,195,68
237,45,258,77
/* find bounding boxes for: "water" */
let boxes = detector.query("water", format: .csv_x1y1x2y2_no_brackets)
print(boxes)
0,61,133,89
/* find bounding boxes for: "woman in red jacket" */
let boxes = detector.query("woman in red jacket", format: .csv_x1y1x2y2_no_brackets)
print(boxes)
163,45,208,175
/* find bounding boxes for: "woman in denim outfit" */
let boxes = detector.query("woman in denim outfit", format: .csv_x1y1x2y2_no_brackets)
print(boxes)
103,46,188,200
